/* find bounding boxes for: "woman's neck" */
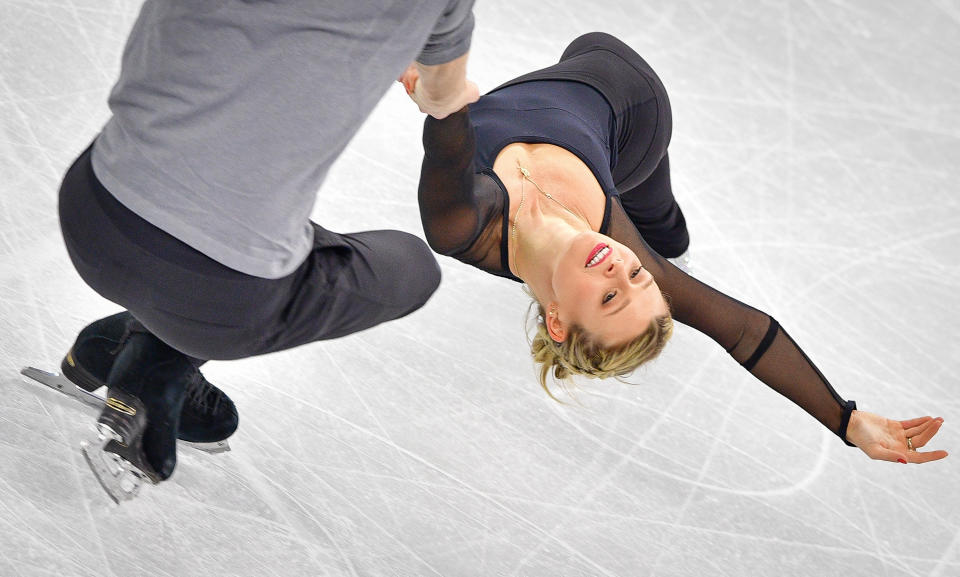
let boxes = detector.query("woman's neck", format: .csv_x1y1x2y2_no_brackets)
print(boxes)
495,142,604,287
511,191,589,296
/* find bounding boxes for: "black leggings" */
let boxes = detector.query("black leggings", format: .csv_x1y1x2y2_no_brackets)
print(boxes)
617,153,687,258
58,143,441,361
494,32,689,257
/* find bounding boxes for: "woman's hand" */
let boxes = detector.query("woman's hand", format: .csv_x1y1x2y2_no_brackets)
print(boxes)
845,410,948,464
397,62,478,120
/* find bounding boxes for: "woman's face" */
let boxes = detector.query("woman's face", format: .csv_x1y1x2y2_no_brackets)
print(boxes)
549,232,669,347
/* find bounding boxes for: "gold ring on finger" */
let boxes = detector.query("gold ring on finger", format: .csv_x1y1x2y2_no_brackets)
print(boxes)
906,437,915,451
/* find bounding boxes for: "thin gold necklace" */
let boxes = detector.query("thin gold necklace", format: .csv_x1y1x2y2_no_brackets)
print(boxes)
510,159,590,278
517,159,587,222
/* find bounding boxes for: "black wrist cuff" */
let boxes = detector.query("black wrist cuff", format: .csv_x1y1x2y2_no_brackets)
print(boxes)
839,400,857,447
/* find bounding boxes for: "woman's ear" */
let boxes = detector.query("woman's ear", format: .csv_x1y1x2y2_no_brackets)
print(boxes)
545,304,566,343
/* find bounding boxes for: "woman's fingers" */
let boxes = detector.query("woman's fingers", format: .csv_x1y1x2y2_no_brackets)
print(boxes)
868,444,908,464
902,418,937,439
899,416,934,430
906,418,944,448
867,444,949,464
905,449,949,464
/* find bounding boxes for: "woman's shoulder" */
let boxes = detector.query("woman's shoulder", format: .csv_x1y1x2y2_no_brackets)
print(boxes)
445,170,508,275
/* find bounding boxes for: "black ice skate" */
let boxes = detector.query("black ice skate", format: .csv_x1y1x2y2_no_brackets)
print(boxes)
21,311,236,453
82,389,162,502
82,331,194,503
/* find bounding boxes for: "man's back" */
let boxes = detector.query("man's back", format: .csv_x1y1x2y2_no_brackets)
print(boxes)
92,0,474,278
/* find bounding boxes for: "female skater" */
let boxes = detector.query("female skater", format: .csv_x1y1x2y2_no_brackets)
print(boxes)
404,32,948,465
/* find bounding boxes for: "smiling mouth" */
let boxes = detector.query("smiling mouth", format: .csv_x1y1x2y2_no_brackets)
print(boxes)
585,243,611,268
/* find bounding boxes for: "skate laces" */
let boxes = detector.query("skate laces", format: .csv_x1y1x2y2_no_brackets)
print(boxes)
107,327,135,356
184,373,224,415
107,318,152,355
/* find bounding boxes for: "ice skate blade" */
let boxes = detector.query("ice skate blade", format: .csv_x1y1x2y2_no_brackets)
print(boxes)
183,440,230,454
81,438,155,504
20,366,231,454
20,366,105,409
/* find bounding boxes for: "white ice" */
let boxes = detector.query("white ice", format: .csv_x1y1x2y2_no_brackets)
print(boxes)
1,1,959,576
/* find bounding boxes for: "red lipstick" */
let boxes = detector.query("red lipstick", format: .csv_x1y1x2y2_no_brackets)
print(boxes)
585,243,611,268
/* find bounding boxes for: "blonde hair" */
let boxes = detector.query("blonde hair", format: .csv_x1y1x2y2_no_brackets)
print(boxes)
526,298,674,401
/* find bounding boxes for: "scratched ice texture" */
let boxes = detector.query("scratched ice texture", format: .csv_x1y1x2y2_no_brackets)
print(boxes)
1,1,958,576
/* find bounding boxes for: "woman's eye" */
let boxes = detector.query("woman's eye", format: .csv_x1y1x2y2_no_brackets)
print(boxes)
603,291,616,304
630,267,641,278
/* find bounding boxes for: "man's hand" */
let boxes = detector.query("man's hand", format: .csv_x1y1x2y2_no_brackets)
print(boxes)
398,55,478,119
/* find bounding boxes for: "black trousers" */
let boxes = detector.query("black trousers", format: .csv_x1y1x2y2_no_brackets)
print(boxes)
58,143,441,361
495,32,689,258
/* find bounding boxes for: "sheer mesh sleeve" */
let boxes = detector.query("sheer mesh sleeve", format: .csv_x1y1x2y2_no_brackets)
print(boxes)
606,198,857,445
418,106,508,274
419,107,482,255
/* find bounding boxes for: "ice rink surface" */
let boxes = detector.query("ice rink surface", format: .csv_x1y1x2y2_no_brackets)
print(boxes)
2,1,959,576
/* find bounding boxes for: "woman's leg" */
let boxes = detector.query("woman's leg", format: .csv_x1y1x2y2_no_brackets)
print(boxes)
553,33,687,258
616,154,689,258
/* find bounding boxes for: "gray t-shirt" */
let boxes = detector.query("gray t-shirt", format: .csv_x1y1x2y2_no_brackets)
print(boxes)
92,0,474,279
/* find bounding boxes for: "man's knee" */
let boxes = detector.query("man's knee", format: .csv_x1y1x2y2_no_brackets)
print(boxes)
389,231,441,308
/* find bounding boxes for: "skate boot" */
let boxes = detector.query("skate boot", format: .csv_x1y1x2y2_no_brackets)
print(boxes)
83,331,194,503
62,312,238,443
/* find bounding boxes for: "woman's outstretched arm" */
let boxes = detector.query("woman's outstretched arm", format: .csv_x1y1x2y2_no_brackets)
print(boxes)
606,199,948,464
